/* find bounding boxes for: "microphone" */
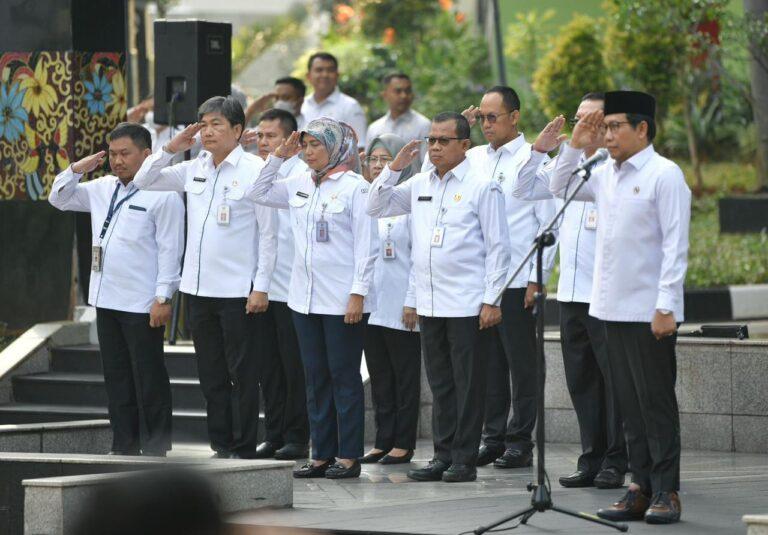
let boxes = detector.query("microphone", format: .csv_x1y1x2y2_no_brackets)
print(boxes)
572,148,609,177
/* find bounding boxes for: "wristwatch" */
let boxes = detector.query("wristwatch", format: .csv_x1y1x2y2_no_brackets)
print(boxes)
155,296,169,305
658,309,672,315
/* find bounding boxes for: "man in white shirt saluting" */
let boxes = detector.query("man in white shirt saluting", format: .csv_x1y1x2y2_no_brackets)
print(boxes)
133,96,278,459
368,112,511,483
301,52,368,148
49,123,185,456
549,91,690,525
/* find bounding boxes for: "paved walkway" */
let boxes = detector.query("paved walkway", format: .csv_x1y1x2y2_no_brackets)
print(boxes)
220,440,768,535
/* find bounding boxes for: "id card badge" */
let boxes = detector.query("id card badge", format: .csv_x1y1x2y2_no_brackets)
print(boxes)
217,204,231,226
383,239,396,259
585,208,598,230
431,226,445,248
91,245,103,272
316,219,329,242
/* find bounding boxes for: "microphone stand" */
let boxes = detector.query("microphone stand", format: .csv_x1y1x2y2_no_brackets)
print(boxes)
474,162,627,534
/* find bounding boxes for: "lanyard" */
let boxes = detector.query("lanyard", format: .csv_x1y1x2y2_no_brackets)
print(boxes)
99,183,139,241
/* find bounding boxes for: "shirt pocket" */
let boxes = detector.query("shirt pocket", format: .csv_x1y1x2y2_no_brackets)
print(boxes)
441,205,474,228
116,204,152,243
184,180,207,195
323,198,347,230
288,195,309,227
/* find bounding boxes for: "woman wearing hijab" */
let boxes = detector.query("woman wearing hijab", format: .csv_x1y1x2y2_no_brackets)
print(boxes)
248,118,377,479
359,134,421,465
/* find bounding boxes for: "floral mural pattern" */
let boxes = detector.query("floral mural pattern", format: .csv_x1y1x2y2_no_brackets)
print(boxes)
0,51,125,200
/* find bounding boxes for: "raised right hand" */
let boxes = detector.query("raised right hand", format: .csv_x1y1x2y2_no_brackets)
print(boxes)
570,109,604,150
273,131,302,159
461,105,479,127
72,151,106,174
165,123,203,154
532,115,568,153
390,139,422,172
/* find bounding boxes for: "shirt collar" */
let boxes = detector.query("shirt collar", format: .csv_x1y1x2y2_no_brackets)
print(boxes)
385,109,413,124
429,157,470,183
310,86,340,106
112,176,137,192
615,143,655,173
201,144,245,169
486,133,526,156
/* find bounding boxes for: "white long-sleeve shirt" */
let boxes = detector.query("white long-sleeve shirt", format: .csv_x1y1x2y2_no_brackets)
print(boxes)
247,155,378,315
514,151,603,303
49,167,185,313
133,145,277,298
301,87,368,148
549,143,691,322
269,155,310,304
368,215,419,331
367,158,511,317
466,134,558,287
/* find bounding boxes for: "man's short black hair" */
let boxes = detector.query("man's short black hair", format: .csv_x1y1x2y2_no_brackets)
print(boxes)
626,113,657,141
307,52,338,72
432,111,471,140
581,91,605,102
107,122,152,150
260,108,298,137
275,76,307,98
382,72,411,87
485,85,521,112
197,96,245,130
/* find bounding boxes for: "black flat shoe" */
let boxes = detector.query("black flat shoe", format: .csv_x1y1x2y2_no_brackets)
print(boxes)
407,459,450,482
254,441,281,459
210,451,231,459
477,445,504,467
559,470,595,488
274,443,309,460
493,448,533,469
379,450,414,465
293,460,332,478
359,450,387,464
594,467,626,489
325,460,361,479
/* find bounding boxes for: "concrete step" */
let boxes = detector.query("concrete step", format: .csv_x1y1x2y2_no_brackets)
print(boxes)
50,344,199,378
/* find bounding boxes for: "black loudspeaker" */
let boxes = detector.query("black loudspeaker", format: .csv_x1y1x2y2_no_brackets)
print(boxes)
153,19,232,125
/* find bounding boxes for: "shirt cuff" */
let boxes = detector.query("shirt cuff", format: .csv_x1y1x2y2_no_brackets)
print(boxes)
350,281,369,297
483,288,503,306
69,166,84,179
252,275,271,294
529,149,548,161
155,284,173,300
265,154,285,168
655,290,678,313
382,165,402,184
404,294,417,309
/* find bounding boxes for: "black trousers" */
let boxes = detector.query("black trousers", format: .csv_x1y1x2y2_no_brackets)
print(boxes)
420,316,488,465
363,325,421,451
260,301,309,445
96,307,172,453
482,288,537,452
560,302,627,474
605,321,680,493
187,294,262,455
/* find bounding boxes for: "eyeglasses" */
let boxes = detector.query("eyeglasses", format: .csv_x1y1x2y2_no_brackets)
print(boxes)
425,136,468,146
364,156,393,165
476,111,513,124
568,117,580,127
603,121,631,133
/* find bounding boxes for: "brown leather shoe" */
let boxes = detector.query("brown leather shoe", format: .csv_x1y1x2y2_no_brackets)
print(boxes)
596,488,651,521
644,491,682,524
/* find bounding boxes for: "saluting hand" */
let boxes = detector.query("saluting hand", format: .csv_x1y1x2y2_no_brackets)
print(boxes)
273,131,302,159
165,122,203,154
570,109,604,150
461,105,480,127
246,291,269,314
240,128,259,148
71,151,106,174
390,139,422,172
532,115,568,154
479,304,502,330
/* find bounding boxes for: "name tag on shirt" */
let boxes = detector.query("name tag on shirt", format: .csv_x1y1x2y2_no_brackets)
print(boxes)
91,245,103,272
418,196,432,202
296,191,309,199
128,204,146,212
431,227,445,248
193,177,207,183
585,208,598,230
383,239,396,259
217,204,230,226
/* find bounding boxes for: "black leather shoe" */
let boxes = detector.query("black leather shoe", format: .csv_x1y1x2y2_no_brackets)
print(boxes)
274,443,309,460
293,460,332,478
380,450,414,465
594,467,626,489
493,448,533,469
442,463,477,482
407,459,450,482
644,491,681,524
359,450,388,464
210,451,230,459
228,452,244,459
325,460,361,479
559,470,595,488
477,445,504,467
254,441,281,459
597,489,651,521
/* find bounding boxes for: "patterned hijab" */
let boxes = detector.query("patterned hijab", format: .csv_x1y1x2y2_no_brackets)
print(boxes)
301,117,360,183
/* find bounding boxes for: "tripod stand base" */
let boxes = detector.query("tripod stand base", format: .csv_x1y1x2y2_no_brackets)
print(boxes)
474,484,628,533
